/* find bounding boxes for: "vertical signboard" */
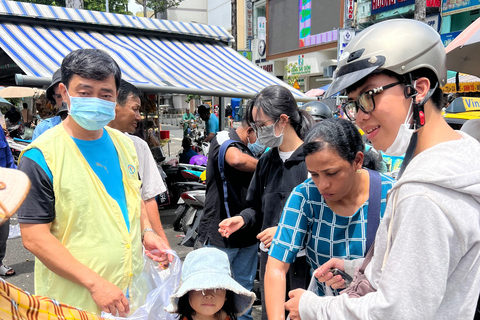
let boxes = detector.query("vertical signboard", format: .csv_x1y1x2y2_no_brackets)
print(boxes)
337,29,355,61
344,0,355,27
246,0,253,40
258,17,266,40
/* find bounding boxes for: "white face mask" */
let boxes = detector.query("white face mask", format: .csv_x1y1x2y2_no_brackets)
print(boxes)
384,86,416,157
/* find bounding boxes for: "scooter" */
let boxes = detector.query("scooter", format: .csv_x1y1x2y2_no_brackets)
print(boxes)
177,189,206,247
172,169,206,231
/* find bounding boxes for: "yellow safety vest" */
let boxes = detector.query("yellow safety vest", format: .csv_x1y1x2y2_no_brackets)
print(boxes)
20,124,143,315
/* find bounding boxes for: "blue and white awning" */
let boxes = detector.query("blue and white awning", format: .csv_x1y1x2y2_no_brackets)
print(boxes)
0,0,233,42
0,22,308,98
0,1,309,99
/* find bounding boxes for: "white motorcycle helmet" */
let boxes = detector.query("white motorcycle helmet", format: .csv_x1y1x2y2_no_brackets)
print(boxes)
325,19,447,98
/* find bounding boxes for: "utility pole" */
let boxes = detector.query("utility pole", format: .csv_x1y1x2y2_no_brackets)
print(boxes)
231,0,237,50
414,0,426,22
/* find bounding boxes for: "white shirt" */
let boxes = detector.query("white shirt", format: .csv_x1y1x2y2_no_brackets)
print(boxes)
127,134,166,200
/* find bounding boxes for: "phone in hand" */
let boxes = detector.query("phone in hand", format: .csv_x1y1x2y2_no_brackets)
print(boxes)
330,268,353,285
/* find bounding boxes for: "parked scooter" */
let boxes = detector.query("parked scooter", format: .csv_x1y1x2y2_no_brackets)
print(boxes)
176,189,206,247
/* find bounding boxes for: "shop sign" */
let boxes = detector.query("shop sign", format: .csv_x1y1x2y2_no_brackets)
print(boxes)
371,0,414,15
441,31,461,47
259,63,273,73
246,0,253,39
291,55,312,75
425,14,440,32
344,0,355,26
337,29,356,61
442,82,480,93
238,50,252,61
299,0,338,47
258,17,266,41
442,0,480,16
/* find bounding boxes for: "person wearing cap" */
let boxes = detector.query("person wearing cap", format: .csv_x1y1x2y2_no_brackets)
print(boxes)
0,127,16,277
284,19,480,320
198,104,219,143
31,69,69,141
166,247,256,320
300,101,333,122
16,49,169,316
107,79,170,250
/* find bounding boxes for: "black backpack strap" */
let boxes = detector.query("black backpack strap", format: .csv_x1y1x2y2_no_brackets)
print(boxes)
366,169,382,251
218,139,242,218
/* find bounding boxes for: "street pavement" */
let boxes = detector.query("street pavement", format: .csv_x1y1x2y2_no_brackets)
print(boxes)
3,120,262,319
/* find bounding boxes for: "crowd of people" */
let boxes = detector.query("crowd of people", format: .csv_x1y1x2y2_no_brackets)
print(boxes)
0,17,479,320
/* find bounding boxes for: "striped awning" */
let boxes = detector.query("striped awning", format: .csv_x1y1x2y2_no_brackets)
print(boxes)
0,0,233,42
0,2,309,100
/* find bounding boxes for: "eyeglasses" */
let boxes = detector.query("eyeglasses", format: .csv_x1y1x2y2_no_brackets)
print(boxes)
342,81,403,121
52,94,62,99
252,119,278,133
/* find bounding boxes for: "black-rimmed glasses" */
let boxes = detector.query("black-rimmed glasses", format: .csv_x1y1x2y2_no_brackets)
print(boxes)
342,81,403,121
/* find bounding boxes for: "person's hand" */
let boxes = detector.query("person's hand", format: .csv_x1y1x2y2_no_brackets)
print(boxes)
256,227,277,249
284,288,306,320
88,277,130,317
143,232,173,268
313,258,346,290
218,216,245,238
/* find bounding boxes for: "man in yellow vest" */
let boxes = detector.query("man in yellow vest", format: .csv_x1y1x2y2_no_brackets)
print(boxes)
16,49,169,316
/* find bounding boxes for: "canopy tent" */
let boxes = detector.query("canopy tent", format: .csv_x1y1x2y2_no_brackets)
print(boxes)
0,1,312,101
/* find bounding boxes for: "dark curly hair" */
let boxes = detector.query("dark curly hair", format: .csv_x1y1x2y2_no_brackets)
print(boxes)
304,118,371,167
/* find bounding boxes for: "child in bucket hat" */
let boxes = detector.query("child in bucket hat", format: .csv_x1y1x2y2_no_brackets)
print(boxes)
166,247,255,320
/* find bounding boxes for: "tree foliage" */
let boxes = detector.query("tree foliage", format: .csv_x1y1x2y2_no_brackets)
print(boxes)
20,0,131,15
136,0,183,17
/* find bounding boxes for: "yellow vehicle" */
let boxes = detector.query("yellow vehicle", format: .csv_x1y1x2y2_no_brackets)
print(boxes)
443,97,480,129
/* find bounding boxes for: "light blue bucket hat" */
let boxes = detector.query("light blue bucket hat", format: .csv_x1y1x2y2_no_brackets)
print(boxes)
165,247,256,315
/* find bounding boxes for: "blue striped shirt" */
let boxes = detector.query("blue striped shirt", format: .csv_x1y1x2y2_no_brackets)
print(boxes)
269,174,395,295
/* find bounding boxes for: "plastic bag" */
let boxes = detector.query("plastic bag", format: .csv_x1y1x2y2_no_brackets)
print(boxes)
8,224,21,239
102,250,182,320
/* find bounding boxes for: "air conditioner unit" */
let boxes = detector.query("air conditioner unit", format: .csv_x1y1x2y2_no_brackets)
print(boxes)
323,65,336,78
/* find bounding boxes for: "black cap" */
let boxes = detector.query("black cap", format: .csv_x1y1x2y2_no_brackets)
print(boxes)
46,69,62,104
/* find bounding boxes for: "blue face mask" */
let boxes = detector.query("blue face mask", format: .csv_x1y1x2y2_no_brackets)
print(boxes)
67,91,116,131
248,137,266,155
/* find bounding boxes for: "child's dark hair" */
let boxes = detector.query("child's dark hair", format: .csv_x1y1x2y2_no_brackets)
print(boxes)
176,290,238,320
303,118,379,170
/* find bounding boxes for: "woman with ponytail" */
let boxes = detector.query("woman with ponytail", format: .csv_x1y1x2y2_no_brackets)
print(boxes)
218,85,315,320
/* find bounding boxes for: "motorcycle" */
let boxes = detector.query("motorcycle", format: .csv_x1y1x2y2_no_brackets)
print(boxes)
176,189,206,248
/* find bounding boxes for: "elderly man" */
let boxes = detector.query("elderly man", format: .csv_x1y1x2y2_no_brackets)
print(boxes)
17,49,168,316
108,80,170,248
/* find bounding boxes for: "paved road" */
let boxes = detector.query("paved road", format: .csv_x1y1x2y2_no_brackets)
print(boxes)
3,120,262,319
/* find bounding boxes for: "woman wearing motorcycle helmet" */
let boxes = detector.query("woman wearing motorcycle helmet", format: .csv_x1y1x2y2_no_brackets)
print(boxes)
285,19,480,320
218,85,315,320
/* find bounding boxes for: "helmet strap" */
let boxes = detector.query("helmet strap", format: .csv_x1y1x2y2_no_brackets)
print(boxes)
403,73,438,129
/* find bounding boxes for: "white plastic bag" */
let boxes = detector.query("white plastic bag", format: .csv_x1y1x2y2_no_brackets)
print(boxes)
8,224,21,239
102,250,182,320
